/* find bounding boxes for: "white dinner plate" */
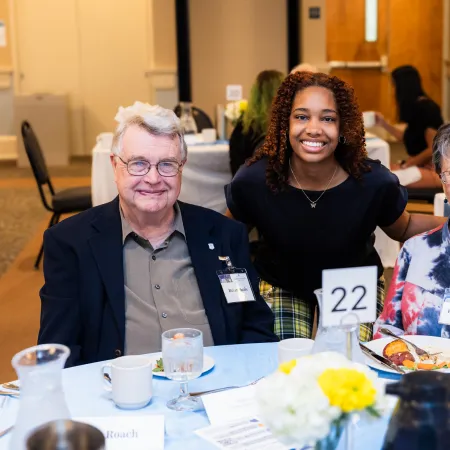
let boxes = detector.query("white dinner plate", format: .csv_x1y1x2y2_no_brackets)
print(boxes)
364,335,450,374
150,353,215,378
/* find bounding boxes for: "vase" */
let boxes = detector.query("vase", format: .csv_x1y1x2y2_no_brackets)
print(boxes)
311,289,365,364
313,415,356,450
314,423,344,450
179,102,198,135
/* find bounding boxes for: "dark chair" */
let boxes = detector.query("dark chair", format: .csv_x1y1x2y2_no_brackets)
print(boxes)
406,187,443,204
173,105,214,132
21,121,92,269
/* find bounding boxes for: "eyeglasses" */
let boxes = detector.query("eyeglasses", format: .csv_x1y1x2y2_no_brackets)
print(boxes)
440,170,450,184
115,156,183,177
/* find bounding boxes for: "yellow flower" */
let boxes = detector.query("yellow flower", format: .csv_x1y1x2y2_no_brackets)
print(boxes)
279,359,297,374
318,368,376,413
238,100,248,112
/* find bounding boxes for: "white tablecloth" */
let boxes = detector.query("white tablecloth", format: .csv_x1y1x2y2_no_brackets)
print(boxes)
0,343,396,450
177,141,230,213
91,134,398,267
366,136,400,268
434,192,446,216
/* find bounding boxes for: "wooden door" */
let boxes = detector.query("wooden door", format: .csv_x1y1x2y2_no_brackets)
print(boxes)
326,0,443,122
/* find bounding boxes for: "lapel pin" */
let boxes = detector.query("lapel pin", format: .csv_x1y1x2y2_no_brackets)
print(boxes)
208,243,215,250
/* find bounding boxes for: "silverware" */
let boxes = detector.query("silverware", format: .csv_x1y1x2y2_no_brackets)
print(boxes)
0,390,19,398
0,425,13,438
1,383,19,392
190,377,263,397
360,343,405,374
103,373,112,384
379,327,435,359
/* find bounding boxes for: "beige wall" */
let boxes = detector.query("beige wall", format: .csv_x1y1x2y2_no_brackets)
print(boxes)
0,0,14,139
153,0,177,68
0,0,11,68
189,0,287,121
9,0,178,157
13,0,82,155
301,0,327,72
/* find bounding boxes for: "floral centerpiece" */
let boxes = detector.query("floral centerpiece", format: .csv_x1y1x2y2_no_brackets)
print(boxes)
256,352,387,450
224,99,248,126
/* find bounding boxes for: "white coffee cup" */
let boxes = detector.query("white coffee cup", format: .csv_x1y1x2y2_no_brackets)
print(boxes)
102,355,153,409
362,111,376,128
201,128,217,143
278,338,314,363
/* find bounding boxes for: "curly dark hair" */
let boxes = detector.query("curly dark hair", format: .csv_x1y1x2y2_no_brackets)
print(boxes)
249,71,370,191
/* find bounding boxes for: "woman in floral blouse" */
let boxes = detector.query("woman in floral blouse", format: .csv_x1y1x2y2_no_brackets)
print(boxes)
374,123,450,338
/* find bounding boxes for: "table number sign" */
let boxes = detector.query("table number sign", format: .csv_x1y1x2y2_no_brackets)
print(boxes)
321,266,377,328
225,84,243,101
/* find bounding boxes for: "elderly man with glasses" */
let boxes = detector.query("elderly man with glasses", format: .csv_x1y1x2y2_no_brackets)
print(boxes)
38,102,277,367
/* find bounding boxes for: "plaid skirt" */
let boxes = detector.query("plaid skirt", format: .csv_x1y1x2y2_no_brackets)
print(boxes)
259,277,385,342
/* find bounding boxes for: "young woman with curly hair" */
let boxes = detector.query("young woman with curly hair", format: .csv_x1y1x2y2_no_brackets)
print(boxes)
225,71,446,341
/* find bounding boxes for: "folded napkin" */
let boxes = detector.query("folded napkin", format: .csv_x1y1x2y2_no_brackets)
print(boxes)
392,166,422,186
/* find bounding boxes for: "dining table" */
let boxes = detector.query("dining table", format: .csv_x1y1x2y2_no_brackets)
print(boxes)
0,342,397,449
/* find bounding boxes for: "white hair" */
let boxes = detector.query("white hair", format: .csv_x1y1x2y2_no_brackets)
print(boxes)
111,102,187,160
432,123,450,174
290,63,319,74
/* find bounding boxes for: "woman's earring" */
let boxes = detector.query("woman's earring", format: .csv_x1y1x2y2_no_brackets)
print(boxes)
338,135,347,145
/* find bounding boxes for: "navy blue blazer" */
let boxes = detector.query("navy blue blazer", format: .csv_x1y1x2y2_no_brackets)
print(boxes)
38,198,277,367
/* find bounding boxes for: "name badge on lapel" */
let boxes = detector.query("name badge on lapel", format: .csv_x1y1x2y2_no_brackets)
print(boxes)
439,288,450,325
217,256,256,303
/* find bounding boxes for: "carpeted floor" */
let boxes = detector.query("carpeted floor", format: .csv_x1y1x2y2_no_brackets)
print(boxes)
0,156,91,179
0,187,49,276
0,157,92,277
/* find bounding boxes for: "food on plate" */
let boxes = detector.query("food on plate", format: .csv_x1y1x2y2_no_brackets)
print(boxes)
382,338,450,371
388,351,415,366
153,357,164,372
383,339,409,358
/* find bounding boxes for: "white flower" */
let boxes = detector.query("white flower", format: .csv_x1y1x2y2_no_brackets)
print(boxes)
114,101,180,128
255,351,387,448
224,100,247,123
256,370,339,448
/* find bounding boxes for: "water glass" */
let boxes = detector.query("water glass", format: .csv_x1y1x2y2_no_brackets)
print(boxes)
162,328,203,411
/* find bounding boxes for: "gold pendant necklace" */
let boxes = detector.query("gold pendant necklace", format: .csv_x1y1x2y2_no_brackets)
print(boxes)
289,160,338,209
